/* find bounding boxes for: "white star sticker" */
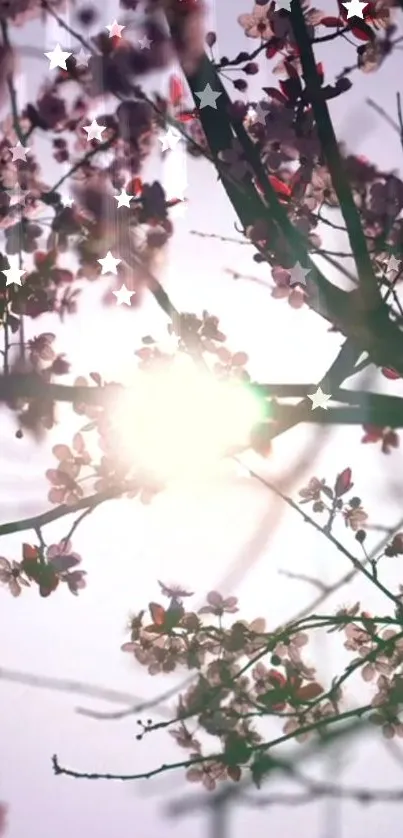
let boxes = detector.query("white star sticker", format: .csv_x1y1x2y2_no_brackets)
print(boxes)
138,36,152,49
342,0,368,18
106,20,125,38
308,387,331,410
75,48,90,67
114,187,134,209
83,119,107,142
195,83,222,110
159,127,182,152
44,43,72,70
98,251,121,275
113,284,135,306
2,261,26,286
288,262,311,288
11,142,30,162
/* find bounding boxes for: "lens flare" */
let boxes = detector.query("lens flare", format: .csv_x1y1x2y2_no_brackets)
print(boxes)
111,355,263,483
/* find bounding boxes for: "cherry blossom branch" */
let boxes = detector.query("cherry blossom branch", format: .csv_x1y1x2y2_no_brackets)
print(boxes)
51,704,372,782
0,21,26,145
290,1,380,313
35,4,403,376
167,715,372,817
40,0,97,56
49,134,117,195
0,487,127,537
75,677,194,721
163,10,403,373
241,461,402,609
3,371,403,432
212,27,349,69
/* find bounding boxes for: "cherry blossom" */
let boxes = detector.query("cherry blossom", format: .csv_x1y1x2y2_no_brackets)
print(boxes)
238,3,273,39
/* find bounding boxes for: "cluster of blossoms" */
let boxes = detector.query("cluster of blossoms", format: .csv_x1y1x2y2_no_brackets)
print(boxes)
119,559,403,789
0,0,400,448
298,466,369,532
1,0,403,815
33,310,272,508
0,540,86,597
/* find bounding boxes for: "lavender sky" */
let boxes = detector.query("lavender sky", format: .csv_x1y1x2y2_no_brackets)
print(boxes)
1,1,403,837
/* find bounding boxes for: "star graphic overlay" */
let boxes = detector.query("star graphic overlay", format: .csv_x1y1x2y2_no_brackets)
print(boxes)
83,119,106,142
11,142,30,162
97,251,121,275
44,43,72,70
114,188,134,209
384,254,401,277
275,0,293,10
288,262,311,288
159,127,182,152
342,0,368,18
113,284,135,306
138,36,152,49
2,262,26,286
308,387,331,410
7,187,29,207
195,83,222,109
106,20,125,38
75,48,90,68
252,103,269,125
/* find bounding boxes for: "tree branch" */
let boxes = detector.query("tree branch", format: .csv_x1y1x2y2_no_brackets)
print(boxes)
290,0,380,312
0,488,125,537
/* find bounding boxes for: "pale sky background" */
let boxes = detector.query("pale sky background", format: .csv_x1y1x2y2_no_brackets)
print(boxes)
1,1,403,837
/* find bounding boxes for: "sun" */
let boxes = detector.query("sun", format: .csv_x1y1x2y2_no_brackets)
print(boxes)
110,353,264,484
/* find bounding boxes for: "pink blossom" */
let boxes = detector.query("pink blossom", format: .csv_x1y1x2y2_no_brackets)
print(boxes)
199,591,239,616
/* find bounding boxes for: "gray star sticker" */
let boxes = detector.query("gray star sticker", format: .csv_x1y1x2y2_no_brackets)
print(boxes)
288,262,311,287
75,48,90,68
253,103,269,125
195,83,222,110
138,36,152,50
384,254,401,276
275,0,293,10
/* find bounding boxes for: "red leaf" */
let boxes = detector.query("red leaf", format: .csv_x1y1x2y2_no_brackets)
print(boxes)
284,59,300,80
316,62,324,85
297,682,324,701
320,15,344,26
177,110,197,122
334,467,353,497
34,250,55,270
262,86,288,105
279,77,301,103
265,39,282,59
169,75,184,107
349,20,374,41
22,543,39,561
268,175,292,197
127,176,142,196
382,367,401,380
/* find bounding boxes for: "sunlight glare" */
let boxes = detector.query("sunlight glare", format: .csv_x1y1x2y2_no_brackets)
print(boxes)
111,355,263,483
